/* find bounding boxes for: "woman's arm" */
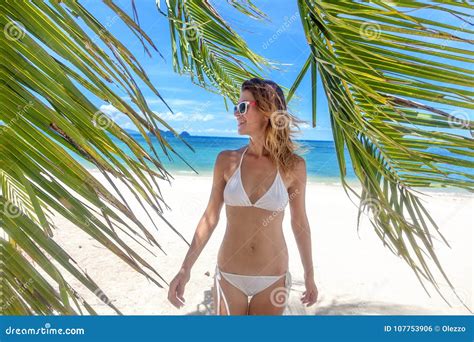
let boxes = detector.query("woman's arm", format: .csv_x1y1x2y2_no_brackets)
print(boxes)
179,151,227,273
288,157,318,307
168,151,228,308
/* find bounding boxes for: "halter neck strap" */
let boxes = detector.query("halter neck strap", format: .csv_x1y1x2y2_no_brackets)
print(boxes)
239,146,249,168
239,146,279,171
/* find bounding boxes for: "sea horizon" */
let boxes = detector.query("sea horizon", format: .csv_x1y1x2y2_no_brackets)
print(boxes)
78,133,470,194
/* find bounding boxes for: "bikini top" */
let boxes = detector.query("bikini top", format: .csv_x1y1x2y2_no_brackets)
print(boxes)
223,146,289,212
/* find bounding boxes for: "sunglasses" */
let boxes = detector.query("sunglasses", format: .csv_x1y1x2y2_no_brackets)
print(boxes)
234,101,256,115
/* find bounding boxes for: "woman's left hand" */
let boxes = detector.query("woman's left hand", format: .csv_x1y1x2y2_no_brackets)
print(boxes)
301,276,318,307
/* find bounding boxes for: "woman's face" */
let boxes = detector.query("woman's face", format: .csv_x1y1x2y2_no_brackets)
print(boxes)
234,90,267,135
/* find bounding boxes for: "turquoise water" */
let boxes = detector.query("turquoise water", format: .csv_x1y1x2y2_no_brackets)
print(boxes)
83,134,355,183
79,134,472,189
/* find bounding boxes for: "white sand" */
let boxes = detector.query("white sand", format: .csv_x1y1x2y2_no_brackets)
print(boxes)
50,171,473,315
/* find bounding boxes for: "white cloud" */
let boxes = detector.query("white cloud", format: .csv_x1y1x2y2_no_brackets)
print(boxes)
98,104,120,116
300,123,311,129
98,104,138,131
146,97,220,113
100,104,215,125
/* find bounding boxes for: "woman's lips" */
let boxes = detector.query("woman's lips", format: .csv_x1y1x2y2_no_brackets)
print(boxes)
238,121,246,127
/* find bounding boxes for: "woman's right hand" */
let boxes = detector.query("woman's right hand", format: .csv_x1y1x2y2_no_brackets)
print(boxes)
167,268,190,309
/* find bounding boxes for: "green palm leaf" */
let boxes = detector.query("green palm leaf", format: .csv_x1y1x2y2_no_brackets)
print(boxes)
0,0,190,314
287,0,473,312
160,0,279,109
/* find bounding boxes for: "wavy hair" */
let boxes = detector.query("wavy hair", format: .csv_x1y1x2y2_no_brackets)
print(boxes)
241,78,309,174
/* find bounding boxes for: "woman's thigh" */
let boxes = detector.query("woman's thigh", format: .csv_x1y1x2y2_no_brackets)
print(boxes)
212,276,249,315
247,275,289,315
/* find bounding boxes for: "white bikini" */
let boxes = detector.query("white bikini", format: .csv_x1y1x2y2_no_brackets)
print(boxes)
223,146,289,211
214,145,291,315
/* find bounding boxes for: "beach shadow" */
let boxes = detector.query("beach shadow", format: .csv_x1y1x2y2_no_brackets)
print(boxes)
287,295,441,315
187,289,214,315
187,284,439,316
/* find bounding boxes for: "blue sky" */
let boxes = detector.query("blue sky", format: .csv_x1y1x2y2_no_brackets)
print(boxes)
84,0,332,140
82,1,472,142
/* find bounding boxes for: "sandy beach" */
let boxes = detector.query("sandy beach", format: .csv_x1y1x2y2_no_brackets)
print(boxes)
50,171,473,315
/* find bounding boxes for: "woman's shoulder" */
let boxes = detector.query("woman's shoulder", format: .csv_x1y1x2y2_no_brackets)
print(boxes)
291,153,305,167
280,153,306,184
215,146,247,165
218,145,247,158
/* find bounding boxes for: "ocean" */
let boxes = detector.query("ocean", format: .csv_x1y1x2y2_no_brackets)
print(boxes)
82,134,355,183
79,133,471,190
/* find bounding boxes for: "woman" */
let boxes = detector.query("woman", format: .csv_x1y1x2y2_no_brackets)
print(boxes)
168,78,318,315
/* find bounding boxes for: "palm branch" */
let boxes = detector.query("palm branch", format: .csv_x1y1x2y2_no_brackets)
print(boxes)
286,0,473,312
158,0,290,109
1,0,197,315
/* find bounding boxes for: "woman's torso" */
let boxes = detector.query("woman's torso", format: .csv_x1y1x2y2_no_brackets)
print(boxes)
217,146,290,275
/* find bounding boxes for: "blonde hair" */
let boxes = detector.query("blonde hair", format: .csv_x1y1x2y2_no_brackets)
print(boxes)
241,78,309,175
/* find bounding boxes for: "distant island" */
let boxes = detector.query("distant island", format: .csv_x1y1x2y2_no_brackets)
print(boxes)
125,129,190,138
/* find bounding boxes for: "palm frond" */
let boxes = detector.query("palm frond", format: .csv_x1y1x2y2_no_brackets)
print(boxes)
161,0,277,110
226,0,269,20
0,1,189,314
288,0,473,312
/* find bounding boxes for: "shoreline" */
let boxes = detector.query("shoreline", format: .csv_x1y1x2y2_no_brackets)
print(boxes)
86,167,472,196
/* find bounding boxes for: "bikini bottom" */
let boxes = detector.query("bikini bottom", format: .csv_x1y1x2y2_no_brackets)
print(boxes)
214,264,292,315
